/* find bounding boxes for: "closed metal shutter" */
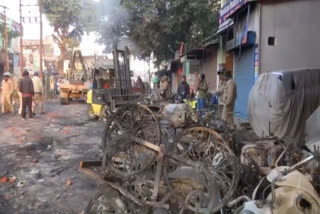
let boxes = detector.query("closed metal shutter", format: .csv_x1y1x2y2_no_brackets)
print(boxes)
234,47,255,119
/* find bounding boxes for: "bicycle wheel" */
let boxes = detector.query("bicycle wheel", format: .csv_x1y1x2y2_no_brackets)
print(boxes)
102,104,160,151
102,104,161,178
163,127,240,213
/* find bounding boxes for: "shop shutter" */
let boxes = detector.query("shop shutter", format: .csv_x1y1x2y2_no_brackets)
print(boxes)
234,47,255,119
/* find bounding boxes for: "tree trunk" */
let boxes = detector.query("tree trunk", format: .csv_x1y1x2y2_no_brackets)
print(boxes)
57,46,68,75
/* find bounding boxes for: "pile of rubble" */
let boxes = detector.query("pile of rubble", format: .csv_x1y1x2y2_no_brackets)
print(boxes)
83,103,320,214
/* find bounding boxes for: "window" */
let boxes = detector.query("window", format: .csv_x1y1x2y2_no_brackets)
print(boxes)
268,36,275,46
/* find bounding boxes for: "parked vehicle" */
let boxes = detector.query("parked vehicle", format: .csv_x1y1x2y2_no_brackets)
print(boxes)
59,50,89,105
87,46,142,120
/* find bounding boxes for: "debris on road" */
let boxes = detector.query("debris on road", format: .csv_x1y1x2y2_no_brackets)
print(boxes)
0,102,103,213
66,179,73,186
17,181,25,187
82,101,320,214
9,176,16,184
0,177,9,183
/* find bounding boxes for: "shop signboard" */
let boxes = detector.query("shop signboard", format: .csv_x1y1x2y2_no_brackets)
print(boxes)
219,0,255,24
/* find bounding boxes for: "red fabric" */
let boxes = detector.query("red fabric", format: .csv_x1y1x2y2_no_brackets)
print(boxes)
22,94,33,97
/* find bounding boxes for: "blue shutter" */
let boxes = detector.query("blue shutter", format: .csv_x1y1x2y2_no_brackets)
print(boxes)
234,47,255,119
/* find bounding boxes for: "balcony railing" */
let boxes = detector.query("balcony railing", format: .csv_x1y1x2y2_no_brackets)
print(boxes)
226,31,256,51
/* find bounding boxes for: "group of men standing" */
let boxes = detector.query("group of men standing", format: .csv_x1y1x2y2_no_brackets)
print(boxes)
158,69,237,129
1,70,44,119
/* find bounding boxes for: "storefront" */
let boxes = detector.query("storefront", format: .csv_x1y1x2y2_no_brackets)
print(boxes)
233,46,255,118
218,0,258,119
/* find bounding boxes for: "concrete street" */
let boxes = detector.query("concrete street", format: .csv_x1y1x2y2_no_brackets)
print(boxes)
0,101,103,214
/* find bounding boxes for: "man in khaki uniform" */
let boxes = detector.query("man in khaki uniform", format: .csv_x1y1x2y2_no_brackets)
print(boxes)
12,75,22,115
215,69,227,119
1,73,14,114
222,71,237,129
32,72,44,114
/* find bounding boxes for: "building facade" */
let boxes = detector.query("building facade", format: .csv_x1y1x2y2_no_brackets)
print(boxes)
174,42,218,95
23,36,58,75
0,13,21,83
217,0,320,119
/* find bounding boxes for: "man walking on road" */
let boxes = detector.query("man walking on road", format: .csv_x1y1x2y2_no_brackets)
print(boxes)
19,70,34,119
1,72,14,114
32,72,44,114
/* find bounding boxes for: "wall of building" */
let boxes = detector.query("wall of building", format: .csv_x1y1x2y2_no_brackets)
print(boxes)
201,48,218,92
260,0,320,73
233,4,260,48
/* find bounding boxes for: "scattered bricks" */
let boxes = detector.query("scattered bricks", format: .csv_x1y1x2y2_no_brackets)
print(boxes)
66,179,73,186
47,112,59,119
33,159,38,163
0,177,9,183
4,194,11,200
32,136,42,142
9,127,15,131
62,126,71,135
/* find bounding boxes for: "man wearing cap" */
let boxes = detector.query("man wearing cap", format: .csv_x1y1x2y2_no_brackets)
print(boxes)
19,70,34,119
222,71,237,129
32,72,44,114
1,72,14,114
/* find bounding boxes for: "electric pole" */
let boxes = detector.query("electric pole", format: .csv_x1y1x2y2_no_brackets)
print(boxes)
19,0,24,75
1,5,9,74
39,0,43,77
20,1,43,76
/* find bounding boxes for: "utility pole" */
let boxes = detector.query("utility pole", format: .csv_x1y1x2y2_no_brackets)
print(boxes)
19,0,24,75
1,6,9,74
20,1,42,75
39,0,43,77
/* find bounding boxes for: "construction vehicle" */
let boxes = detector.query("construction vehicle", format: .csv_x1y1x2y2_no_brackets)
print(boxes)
87,67,114,119
59,50,89,104
87,46,143,119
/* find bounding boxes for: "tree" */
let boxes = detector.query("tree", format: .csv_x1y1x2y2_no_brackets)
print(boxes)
98,0,220,66
42,0,97,74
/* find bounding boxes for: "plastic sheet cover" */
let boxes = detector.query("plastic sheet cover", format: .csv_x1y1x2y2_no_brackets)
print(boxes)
248,69,320,140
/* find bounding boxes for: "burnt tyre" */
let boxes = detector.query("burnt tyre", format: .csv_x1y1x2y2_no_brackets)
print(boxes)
88,106,98,120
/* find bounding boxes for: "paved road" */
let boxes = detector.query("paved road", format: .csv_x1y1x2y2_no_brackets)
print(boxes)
0,100,104,214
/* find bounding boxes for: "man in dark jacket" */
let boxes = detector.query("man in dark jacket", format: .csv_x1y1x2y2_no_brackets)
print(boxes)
177,75,190,102
19,70,34,119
